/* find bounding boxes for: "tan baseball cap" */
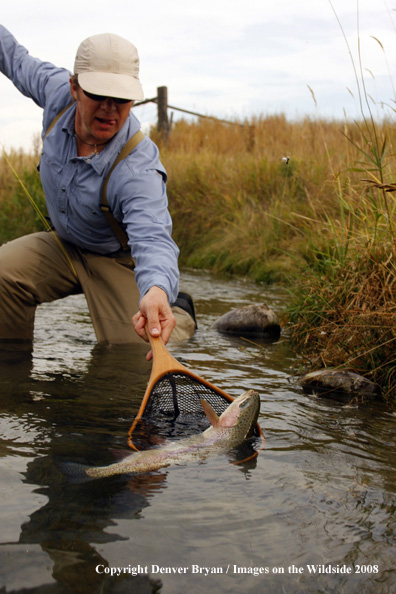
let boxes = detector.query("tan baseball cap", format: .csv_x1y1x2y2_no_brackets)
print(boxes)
74,33,144,101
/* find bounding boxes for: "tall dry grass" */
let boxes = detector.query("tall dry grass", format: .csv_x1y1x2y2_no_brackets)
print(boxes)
151,116,396,284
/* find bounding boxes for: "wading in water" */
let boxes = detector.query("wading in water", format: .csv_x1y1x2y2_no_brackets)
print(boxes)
0,26,196,356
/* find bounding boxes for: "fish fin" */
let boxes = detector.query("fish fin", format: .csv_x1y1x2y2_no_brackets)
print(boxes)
200,398,220,427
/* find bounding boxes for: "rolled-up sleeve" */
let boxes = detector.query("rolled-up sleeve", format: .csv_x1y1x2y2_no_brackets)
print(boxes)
118,165,179,303
103,130,179,303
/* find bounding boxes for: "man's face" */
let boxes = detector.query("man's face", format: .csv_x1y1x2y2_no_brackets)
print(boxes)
70,79,133,145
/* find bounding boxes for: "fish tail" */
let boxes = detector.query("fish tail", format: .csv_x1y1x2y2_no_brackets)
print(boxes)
57,461,95,483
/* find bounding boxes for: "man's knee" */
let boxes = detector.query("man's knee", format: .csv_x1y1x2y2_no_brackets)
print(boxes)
170,292,197,342
0,241,21,280
0,236,41,303
170,307,197,342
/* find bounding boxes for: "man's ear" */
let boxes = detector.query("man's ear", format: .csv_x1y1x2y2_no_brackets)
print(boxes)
69,77,78,101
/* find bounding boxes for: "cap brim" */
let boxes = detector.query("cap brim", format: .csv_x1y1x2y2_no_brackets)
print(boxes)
78,71,144,101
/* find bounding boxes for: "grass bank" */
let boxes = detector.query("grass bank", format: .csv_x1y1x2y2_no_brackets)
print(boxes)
1,113,396,399
155,115,396,400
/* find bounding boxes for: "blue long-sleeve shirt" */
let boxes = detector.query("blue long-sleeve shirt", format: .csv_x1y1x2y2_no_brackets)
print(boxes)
0,25,179,302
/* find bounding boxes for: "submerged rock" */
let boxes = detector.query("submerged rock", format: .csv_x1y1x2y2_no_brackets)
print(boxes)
212,304,281,339
297,369,381,400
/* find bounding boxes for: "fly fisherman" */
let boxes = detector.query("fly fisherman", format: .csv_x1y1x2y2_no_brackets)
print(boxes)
0,26,196,352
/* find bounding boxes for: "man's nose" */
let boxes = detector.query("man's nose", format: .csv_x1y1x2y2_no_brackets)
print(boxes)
100,98,117,110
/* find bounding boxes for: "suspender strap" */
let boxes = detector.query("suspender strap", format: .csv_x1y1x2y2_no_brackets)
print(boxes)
44,103,74,139
38,103,74,172
100,129,145,250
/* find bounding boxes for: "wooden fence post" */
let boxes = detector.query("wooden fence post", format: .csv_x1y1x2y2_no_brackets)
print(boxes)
157,86,169,141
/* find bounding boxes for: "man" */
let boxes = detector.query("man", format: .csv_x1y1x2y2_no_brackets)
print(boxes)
0,26,196,353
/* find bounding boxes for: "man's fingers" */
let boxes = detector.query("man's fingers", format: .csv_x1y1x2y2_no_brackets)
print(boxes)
132,310,148,340
147,321,160,338
132,286,177,344
160,324,173,345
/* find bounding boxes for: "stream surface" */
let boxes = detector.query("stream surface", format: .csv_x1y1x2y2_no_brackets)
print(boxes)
0,269,395,594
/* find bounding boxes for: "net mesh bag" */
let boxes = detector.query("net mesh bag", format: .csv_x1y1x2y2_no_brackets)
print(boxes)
142,372,232,419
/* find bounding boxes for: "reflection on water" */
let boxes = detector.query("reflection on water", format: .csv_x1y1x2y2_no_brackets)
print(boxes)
0,270,395,593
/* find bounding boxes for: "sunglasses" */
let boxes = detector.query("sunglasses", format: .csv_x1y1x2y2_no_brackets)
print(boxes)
83,89,131,104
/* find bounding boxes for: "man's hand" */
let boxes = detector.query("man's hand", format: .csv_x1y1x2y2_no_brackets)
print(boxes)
132,286,176,359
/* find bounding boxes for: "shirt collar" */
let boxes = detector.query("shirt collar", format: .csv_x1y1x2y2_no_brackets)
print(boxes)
61,104,140,175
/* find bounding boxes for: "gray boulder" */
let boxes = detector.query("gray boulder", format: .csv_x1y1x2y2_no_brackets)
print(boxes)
212,304,281,339
297,369,381,400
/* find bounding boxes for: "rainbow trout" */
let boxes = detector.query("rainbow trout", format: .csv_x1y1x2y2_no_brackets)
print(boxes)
69,390,260,480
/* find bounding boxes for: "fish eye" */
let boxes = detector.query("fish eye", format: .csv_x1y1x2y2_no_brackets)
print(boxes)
239,399,250,409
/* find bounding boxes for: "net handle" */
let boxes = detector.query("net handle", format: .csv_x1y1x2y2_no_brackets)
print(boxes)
128,328,187,449
147,328,235,401
149,331,187,377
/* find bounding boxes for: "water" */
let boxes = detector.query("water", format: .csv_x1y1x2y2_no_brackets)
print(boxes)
0,270,395,594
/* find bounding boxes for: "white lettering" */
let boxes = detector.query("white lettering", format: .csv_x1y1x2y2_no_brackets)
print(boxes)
96,564,148,576
307,564,352,575
191,565,224,576
233,565,269,576
151,565,188,574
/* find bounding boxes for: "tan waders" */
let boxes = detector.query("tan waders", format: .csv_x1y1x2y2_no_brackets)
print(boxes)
0,231,195,344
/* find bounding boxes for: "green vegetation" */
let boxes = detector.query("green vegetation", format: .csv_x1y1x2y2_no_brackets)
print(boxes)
0,148,47,241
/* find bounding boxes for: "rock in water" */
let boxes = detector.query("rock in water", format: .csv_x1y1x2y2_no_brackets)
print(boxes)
297,369,381,401
212,304,281,339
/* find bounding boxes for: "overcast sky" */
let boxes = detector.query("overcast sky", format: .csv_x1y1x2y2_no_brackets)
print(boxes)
1,0,396,151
